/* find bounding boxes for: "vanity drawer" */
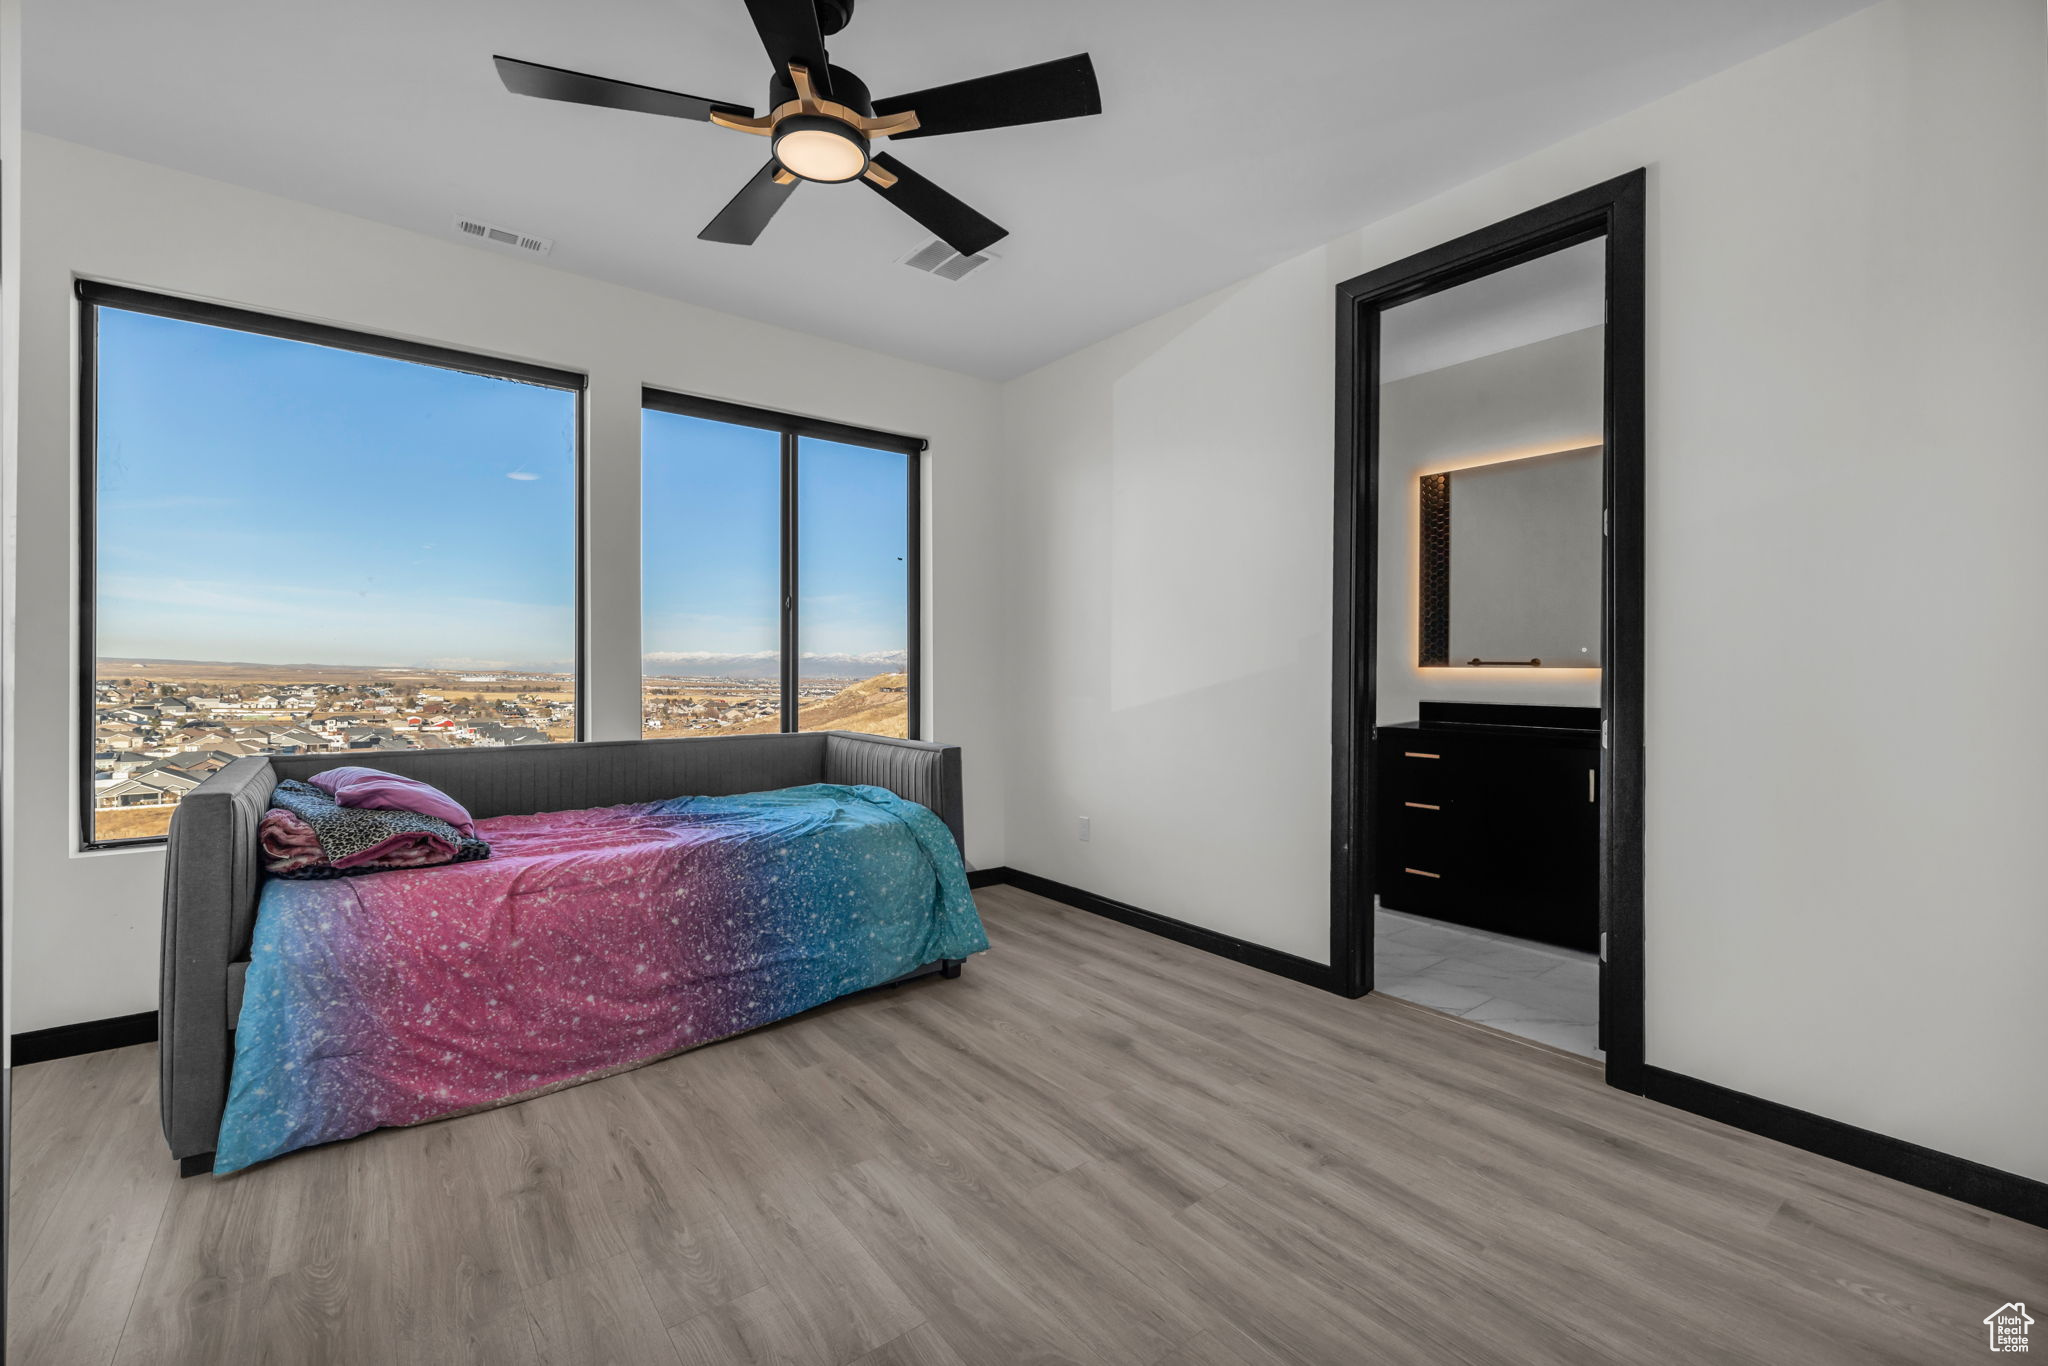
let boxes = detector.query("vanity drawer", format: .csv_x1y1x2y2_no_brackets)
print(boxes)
1383,800,1452,861
1382,858,1455,913
1383,743,1455,801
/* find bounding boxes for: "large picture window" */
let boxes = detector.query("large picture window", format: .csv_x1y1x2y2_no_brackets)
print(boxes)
80,284,584,847
641,391,921,741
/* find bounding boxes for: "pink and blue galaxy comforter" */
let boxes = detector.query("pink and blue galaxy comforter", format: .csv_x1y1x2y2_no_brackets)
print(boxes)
214,783,987,1173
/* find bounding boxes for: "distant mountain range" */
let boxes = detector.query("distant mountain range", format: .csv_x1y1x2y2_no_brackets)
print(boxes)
642,651,907,680
96,652,910,682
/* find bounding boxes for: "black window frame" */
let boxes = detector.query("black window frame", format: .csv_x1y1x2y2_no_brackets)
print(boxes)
77,280,590,851
640,388,926,740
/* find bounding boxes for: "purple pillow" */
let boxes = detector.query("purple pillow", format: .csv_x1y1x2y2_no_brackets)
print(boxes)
306,766,478,837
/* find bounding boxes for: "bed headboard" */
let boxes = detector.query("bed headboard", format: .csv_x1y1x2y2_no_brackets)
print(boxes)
159,731,964,1164
265,732,832,821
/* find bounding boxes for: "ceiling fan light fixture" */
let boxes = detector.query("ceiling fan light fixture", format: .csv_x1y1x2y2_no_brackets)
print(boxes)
772,115,869,182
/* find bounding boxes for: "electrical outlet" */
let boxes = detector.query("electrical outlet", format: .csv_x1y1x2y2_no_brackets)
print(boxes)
1077,815,1091,842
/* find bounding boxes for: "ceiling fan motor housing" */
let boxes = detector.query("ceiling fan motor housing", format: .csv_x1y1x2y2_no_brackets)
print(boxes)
766,64,874,182
768,64,872,117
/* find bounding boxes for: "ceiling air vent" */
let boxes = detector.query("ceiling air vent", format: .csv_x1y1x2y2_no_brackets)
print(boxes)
453,216,553,257
898,239,996,282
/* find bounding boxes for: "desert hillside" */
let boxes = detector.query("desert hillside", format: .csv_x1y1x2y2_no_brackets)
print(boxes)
95,805,178,841
680,672,908,739
796,672,910,738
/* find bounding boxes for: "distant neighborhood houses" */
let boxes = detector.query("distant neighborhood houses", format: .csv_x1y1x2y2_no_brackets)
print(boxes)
640,680,807,734
90,673,573,816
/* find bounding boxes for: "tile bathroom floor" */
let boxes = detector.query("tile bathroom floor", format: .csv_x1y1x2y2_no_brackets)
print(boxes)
1373,906,1601,1059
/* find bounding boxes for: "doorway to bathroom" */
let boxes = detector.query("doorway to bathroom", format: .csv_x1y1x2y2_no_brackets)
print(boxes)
1329,171,1646,1091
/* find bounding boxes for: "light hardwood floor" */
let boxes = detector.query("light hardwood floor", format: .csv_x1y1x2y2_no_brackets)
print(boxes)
9,885,2044,1364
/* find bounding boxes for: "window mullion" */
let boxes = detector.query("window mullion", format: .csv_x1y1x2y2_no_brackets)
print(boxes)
780,430,800,732
906,450,921,741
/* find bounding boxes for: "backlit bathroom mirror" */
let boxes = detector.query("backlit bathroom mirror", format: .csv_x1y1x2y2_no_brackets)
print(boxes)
1418,446,1602,667
1372,235,1608,681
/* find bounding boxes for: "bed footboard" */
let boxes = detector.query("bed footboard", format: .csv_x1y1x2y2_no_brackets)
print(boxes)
159,755,277,1164
822,732,965,853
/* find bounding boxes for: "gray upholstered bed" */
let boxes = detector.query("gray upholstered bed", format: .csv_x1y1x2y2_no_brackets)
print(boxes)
160,731,964,1174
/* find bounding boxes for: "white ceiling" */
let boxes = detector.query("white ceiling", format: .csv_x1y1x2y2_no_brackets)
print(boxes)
26,0,1871,379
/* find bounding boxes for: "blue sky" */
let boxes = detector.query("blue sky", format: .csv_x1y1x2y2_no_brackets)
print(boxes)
94,307,908,673
796,436,911,662
96,308,577,669
641,411,910,670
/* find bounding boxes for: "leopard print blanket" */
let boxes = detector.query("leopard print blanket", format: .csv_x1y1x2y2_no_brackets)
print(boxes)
264,779,490,879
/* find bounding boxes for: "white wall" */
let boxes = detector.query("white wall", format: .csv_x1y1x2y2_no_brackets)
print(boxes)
1,0,22,1060
7,134,1007,1032
1000,0,2048,1182
1376,327,1605,725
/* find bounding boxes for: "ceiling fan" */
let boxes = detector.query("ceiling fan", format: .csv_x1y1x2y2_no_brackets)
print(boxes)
494,0,1102,258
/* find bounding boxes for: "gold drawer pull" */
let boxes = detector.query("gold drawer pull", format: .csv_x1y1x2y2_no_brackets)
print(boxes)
1403,867,1442,879
1404,801,1440,811
1403,751,1441,759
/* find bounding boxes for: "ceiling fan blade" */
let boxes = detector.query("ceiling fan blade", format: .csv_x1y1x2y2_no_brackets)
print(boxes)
872,54,1100,139
698,161,801,245
494,55,750,123
863,153,1007,258
741,0,834,96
